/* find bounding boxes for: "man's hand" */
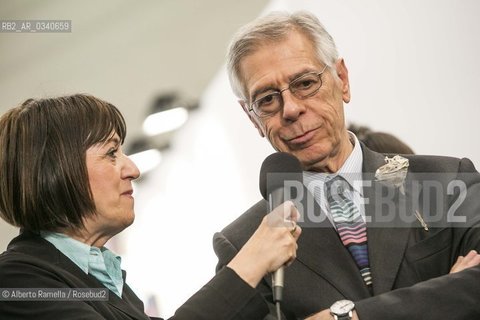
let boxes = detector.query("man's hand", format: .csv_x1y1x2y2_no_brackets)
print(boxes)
304,309,359,320
303,250,480,320
450,250,480,274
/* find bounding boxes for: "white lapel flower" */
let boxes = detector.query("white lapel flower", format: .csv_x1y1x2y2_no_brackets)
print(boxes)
375,155,409,194
374,155,428,230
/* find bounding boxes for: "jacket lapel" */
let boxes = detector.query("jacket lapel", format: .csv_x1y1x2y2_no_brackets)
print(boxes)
52,243,150,320
362,147,416,295
109,271,151,320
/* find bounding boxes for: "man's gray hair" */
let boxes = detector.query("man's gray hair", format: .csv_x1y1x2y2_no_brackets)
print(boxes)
227,11,339,101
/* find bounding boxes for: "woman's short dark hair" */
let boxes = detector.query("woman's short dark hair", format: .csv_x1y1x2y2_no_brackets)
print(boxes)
0,94,126,232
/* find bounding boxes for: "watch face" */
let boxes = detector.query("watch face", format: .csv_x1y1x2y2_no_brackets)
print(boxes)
331,300,355,314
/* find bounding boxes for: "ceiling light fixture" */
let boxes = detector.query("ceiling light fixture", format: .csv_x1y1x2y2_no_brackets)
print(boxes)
142,107,189,136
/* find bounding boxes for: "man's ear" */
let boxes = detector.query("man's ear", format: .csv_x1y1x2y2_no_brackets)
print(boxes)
239,100,265,137
335,58,351,103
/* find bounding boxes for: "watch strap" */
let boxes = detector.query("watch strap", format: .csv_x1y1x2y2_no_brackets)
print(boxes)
334,311,352,320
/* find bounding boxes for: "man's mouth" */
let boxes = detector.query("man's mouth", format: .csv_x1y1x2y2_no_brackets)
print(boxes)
287,127,319,145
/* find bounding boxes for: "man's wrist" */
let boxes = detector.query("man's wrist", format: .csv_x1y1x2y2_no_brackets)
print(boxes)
330,300,356,320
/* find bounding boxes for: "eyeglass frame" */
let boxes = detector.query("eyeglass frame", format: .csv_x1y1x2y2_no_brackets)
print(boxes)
247,64,329,119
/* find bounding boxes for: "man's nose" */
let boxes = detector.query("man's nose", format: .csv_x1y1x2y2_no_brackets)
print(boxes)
281,90,305,121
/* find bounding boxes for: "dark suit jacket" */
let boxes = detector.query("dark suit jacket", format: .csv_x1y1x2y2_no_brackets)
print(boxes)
0,231,268,320
214,146,480,319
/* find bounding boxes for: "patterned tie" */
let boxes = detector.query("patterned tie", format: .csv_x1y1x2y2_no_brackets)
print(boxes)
326,176,372,288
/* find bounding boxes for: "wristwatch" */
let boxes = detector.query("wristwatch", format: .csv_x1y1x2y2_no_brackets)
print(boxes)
330,300,355,320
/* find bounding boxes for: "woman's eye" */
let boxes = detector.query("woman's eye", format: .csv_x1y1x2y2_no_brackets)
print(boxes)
107,148,118,159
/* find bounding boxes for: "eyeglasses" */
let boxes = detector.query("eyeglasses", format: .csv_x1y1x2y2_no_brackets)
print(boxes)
248,65,328,119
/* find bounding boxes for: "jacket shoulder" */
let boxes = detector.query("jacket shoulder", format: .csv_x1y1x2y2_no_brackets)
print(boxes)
404,154,477,173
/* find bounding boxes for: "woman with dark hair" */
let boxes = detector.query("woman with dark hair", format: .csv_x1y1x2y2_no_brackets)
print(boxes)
0,94,301,320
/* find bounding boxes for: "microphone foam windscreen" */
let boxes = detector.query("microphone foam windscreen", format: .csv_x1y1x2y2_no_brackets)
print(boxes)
259,152,303,200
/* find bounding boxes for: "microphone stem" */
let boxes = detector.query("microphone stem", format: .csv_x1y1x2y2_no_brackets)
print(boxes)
276,301,282,320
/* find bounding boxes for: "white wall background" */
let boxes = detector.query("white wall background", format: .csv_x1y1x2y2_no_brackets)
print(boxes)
1,0,479,318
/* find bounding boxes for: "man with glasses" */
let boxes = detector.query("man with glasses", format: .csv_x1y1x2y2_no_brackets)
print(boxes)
214,10,480,320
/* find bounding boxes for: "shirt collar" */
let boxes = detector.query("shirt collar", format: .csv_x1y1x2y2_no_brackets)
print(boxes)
41,232,122,274
41,231,124,297
41,231,91,273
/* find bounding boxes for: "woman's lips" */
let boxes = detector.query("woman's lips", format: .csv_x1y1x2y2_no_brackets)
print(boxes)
121,190,134,198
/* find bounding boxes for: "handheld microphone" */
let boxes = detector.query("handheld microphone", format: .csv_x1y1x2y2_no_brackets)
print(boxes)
259,152,303,309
